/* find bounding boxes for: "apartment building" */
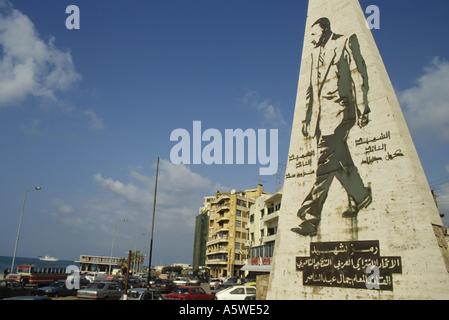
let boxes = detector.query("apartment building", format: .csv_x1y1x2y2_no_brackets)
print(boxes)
203,184,268,278
242,189,282,278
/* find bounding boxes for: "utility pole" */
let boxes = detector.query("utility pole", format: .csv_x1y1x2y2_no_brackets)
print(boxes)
147,157,159,289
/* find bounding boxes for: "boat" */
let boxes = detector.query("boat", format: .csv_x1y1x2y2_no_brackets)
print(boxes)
38,255,59,262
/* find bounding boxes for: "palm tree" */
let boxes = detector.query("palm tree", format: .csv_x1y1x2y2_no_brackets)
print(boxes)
117,257,128,275
130,251,145,274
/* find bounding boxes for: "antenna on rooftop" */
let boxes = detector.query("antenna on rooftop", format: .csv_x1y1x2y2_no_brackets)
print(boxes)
276,163,286,192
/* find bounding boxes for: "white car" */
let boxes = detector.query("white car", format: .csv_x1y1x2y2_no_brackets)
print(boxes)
215,285,256,300
173,277,189,286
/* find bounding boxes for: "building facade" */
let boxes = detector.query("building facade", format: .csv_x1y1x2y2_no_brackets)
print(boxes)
203,184,267,278
75,255,120,273
243,189,282,277
192,213,209,270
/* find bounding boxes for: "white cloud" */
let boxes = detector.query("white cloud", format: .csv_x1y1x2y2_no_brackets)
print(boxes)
398,57,449,142
94,173,150,206
18,118,43,136
84,160,215,261
0,2,81,107
243,90,287,128
51,199,74,214
92,159,213,228
85,109,106,131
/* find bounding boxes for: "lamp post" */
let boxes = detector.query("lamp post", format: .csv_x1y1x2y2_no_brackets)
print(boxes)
109,219,127,275
11,187,41,273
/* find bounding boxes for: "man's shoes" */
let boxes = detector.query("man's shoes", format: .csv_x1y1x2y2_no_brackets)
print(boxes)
291,220,318,237
342,192,372,218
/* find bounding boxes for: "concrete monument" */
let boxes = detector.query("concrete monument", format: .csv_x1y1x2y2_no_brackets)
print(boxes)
267,0,449,299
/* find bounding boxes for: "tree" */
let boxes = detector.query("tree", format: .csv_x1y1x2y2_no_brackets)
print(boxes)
117,257,128,275
130,251,145,274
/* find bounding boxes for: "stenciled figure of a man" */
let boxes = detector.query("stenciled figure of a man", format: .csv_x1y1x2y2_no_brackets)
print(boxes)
291,18,372,236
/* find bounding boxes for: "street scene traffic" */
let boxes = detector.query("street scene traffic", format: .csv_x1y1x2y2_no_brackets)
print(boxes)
1,266,257,300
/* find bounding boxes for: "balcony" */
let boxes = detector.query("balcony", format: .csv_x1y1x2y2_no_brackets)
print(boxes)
263,234,277,243
206,258,228,265
262,209,279,223
216,214,229,223
207,234,229,246
207,246,228,255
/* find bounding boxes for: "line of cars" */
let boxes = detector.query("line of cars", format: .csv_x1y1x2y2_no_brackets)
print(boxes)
1,274,257,300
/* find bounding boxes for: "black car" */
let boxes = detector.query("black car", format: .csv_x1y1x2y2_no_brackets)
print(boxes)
0,280,37,299
3,296,52,300
150,278,175,293
37,281,77,298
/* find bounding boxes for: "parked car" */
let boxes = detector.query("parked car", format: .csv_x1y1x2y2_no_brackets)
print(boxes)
165,286,216,300
37,281,77,298
128,279,142,289
244,279,257,286
77,282,123,300
2,295,52,300
150,278,175,293
120,288,164,300
0,280,37,299
215,285,256,300
224,276,238,284
173,277,189,286
189,277,199,285
78,277,91,288
84,272,107,282
211,283,236,294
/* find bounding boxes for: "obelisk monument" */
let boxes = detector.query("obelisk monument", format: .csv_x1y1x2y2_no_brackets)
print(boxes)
267,0,449,299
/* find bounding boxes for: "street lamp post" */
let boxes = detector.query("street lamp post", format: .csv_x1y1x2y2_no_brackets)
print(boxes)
11,187,41,273
109,219,127,275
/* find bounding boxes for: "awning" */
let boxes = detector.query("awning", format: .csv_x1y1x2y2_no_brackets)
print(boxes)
240,264,271,272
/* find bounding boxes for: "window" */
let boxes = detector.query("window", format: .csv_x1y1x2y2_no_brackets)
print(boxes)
231,288,245,295
237,199,247,207
246,287,256,294
250,214,254,223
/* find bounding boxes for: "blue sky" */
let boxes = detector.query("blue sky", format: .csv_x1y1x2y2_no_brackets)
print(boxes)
1,0,449,266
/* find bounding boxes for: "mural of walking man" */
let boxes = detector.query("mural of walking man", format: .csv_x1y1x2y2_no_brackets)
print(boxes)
291,17,372,237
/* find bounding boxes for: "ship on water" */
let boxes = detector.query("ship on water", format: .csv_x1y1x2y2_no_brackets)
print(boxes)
38,255,59,262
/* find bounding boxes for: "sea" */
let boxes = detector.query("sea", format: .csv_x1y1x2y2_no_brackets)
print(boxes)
0,255,79,275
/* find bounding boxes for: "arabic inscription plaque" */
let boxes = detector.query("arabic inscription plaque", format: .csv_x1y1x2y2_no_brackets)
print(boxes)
296,240,402,290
